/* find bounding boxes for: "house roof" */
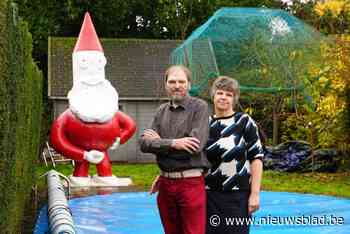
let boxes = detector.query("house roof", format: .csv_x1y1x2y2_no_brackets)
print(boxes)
48,37,181,99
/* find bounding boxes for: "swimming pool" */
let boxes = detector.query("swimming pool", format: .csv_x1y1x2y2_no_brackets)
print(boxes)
34,191,350,234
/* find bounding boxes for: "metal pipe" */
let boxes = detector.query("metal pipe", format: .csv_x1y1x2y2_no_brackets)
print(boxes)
47,170,76,234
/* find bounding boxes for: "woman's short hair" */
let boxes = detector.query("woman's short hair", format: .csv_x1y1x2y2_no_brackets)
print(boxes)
210,76,240,106
164,65,192,83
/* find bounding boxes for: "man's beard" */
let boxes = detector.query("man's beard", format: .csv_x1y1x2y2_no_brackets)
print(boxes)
68,79,119,123
170,94,185,103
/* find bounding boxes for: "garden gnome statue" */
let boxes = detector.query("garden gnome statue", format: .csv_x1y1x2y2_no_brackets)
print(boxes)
50,12,136,187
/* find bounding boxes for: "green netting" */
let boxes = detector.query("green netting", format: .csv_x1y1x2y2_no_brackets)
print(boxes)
171,7,327,96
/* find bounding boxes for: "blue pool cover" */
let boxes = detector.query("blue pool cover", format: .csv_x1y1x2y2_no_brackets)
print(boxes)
33,191,349,234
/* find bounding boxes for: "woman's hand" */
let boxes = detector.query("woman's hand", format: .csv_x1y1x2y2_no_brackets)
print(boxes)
248,192,260,214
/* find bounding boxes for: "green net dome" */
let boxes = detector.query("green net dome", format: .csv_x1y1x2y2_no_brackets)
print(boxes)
171,7,326,96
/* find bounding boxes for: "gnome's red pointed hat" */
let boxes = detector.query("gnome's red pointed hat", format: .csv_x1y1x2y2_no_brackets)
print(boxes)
73,12,103,53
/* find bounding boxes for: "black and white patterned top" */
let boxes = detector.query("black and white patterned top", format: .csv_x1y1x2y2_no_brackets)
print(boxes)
205,112,264,191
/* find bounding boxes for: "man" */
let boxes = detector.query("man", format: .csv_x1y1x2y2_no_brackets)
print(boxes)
139,65,210,234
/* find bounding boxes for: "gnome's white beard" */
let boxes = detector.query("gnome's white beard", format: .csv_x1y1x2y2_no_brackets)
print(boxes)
68,80,119,123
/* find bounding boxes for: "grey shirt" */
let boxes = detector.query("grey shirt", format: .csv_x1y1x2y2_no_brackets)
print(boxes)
139,96,210,172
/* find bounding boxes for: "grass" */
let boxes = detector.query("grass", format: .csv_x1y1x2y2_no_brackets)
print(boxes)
36,163,160,190
36,163,350,198
263,170,350,198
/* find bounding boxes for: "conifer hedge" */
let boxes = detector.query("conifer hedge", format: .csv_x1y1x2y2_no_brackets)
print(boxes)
0,1,43,232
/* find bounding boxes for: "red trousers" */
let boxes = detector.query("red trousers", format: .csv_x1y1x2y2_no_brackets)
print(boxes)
157,176,206,234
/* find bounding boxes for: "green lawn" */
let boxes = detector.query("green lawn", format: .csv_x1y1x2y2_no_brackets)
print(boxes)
263,170,350,198
36,163,350,198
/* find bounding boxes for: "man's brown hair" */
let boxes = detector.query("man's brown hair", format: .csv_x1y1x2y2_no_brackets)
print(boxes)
164,65,192,83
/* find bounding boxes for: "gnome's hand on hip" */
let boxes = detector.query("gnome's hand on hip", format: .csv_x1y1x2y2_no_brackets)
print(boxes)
84,150,105,164
109,137,121,150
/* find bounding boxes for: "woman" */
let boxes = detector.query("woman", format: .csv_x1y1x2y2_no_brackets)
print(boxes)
205,76,263,234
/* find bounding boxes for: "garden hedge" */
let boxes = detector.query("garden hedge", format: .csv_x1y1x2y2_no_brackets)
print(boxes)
0,1,43,232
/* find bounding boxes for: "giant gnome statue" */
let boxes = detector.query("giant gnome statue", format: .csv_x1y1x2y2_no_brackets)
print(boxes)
50,12,136,187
